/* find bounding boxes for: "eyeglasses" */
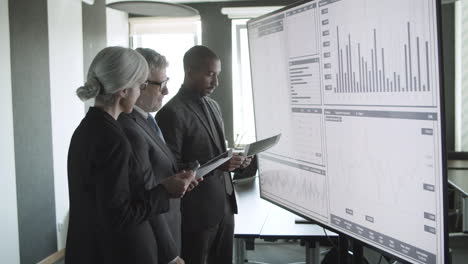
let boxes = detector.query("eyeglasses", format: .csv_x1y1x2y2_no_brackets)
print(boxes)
140,78,170,90
147,78,170,88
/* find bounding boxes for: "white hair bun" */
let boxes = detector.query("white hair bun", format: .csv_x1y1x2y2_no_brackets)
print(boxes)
76,76,102,101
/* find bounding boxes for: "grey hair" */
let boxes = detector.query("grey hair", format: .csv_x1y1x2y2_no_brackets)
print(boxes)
135,48,169,72
76,46,149,105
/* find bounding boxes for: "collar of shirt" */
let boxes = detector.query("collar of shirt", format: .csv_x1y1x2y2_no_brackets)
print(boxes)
133,105,149,119
179,85,205,102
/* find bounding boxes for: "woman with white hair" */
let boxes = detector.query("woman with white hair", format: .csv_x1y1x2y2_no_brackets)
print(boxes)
65,46,194,264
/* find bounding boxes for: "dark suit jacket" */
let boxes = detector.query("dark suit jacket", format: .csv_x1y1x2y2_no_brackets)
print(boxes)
156,87,237,232
66,107,170,264
119,110,181,263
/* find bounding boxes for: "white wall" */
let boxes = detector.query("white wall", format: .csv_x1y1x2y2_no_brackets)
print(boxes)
0,0,20,262
47,0,85,249
106,7,129,47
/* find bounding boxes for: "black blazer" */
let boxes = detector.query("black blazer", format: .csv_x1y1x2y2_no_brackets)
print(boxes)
156,87,237,231
119,110,181,263
66,107,170,264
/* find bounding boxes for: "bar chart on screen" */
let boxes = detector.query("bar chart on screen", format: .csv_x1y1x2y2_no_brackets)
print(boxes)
320,0,439,107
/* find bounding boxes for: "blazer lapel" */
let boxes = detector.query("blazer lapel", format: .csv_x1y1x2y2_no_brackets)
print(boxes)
205,99,226,150
185,100,222,151
130,111,177,170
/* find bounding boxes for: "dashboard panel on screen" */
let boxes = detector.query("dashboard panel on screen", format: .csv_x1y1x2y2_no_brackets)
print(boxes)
247,0,446,263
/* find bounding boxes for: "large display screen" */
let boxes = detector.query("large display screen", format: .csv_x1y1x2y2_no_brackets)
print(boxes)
247,0,446,263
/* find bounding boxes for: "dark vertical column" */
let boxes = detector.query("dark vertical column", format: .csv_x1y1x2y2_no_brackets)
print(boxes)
414,77,417,92
365,62,368,92
346,44,350,92
358,44,362,92
9,0,57,262
361,57,365,92
417,37,422,91
337,26,341,93
340,49,344,93
348,34,353,92
335,74,338,93
379,70,382,92
405,45,409,92
345,72,348,93
426,41,430,92
441,3,454,150
381,48,385,92
398,75,401,92
373,29,378,92
408,22,413,91
82,0,107,80
371,50,375,92
352,72,356,93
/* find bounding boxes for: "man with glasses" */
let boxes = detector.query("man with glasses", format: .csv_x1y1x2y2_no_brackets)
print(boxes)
119,48,195,264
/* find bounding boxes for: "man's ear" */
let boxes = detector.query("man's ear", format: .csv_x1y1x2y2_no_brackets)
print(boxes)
187,68,192,78
187,66,195,78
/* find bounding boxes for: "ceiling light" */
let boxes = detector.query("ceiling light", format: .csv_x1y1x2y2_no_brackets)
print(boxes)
107,0,199,17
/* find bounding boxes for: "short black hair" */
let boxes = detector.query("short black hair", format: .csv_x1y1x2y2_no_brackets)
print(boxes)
183,45,219,72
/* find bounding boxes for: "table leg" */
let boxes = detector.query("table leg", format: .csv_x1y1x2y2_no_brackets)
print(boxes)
234,238,246,264
305,240,320,264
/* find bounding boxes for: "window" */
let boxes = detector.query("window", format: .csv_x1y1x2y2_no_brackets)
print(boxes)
130,17,202,109
223,7,283,146
455,1,468,150
232,19,255,146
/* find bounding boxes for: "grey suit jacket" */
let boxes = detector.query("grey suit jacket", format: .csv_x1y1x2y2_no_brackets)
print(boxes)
119,110,181,264
156,86,237,232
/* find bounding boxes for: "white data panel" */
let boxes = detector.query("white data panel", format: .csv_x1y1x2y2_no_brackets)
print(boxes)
320,0,440,107
248,0,445,263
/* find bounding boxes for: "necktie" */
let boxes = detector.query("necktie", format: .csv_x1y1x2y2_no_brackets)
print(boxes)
200,98,233,195
147,114,166,143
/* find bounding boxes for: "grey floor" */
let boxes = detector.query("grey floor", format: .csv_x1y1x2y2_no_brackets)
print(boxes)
241,239,393,264
55,236,468,264
246,237,468,264
244,239,308,264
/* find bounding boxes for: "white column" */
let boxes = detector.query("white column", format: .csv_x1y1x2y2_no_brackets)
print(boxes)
47,0,85,249
0,0,20,262
107,7,129,47
459,0,468,150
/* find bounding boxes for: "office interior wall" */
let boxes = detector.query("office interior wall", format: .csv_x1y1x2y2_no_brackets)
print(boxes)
0,0,20,263
9,0,57,262
47,0,85,249
107,7,129,47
